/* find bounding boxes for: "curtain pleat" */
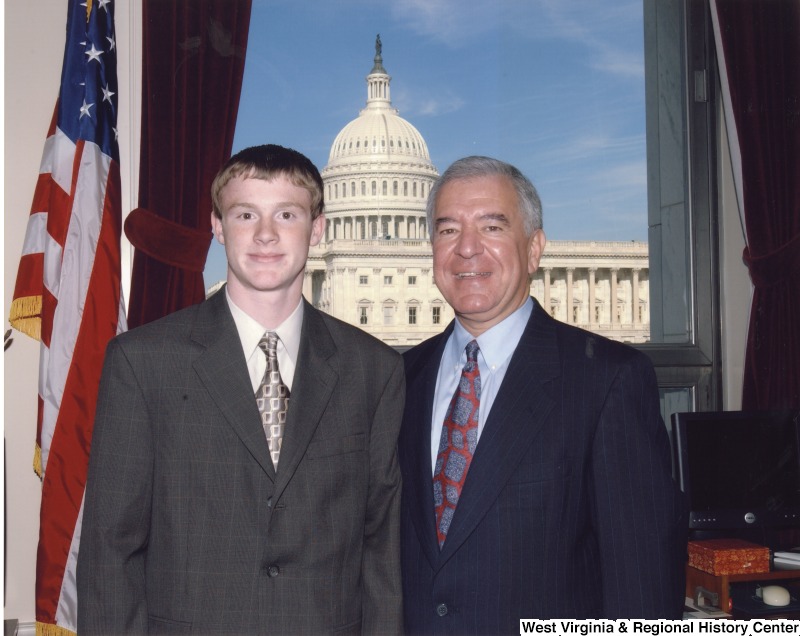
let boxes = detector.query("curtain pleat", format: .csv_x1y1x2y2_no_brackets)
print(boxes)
125,0,252,328
710,0,800,409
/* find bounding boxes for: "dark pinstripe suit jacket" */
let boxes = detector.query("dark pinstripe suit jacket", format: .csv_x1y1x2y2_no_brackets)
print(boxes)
77,290,404,635
399,299,687,634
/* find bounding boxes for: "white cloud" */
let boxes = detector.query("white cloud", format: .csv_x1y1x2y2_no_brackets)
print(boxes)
390,0,643,79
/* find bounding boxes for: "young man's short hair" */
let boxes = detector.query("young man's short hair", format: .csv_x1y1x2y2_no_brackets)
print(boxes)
211,144,325,219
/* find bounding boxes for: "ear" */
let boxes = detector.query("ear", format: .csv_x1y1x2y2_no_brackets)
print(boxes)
211,211,225,245
309,213,326,247
527,229,547,275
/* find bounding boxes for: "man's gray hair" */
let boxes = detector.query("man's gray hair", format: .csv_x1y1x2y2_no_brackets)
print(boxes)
426,156,543,236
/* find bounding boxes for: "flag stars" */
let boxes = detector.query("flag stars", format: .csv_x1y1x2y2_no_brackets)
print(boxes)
102,85,115,103
97,0,112,10
85,44,103,63
79,100,94,119
107,36,116,51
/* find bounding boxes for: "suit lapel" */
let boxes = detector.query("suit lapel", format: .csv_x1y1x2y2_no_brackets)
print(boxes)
270,302,338,503
192,290,276,479
437,301,561,565
405,328,451,569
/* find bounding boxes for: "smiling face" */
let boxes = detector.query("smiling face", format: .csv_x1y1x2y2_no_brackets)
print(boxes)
211,174,325,311
431,175,546,336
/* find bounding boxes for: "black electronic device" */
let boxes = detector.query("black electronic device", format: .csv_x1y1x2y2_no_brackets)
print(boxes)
671,410,800,531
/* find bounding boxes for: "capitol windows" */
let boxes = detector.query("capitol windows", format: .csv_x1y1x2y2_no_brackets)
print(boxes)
393,181,398,196
372,181,377,196
359,275,368,285
408,275,417,286
359,306,368,325
403,182,408,196
408,306,418,325
382,303,395,326
382,181,387,196
432,306,441,325
383,275,393,285
334,184,338,198
421,183,425,198
351,182,356,196
413,182,417,197
361,181,366,196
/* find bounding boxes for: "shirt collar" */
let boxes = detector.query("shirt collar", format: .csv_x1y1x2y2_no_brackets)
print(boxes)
452,297,533,368
225,288,304,364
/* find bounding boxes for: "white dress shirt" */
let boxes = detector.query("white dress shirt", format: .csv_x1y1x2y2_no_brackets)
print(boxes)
430,297,533,473
225,290,303,392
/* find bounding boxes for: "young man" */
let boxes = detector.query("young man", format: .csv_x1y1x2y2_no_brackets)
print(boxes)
399,156,687,633
77,145,404,635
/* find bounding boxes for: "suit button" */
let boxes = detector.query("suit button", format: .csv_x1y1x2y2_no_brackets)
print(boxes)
267,564,280,577
266,497,273,508
436,603,448,617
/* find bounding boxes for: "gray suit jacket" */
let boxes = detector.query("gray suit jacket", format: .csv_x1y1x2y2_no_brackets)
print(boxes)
77,290,405,635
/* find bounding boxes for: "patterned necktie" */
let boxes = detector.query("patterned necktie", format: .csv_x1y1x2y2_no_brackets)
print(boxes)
433,339,481,547
256,333,290,470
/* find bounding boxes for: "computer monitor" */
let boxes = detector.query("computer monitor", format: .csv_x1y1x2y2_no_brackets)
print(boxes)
671,410,800,532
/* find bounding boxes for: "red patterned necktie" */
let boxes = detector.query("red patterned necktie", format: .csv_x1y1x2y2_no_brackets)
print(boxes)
433,339,481,547
256,333,290,470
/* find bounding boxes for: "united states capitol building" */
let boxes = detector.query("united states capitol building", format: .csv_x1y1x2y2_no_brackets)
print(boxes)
301,38,650,347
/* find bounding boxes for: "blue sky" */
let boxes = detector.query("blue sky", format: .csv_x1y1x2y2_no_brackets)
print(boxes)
205,0,647,287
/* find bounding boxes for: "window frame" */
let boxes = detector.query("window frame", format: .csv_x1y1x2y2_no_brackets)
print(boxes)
641,0,721,413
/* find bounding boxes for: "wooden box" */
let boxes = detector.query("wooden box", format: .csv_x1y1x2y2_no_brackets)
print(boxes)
688,539,771,576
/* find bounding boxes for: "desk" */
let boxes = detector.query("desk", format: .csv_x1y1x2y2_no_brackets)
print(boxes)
686,565,800,618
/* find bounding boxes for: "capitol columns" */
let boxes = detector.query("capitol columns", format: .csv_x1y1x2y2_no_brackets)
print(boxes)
610,268,619,325
632,268,640,325
566,268,575,324
588,267,597,326
542,267,552,314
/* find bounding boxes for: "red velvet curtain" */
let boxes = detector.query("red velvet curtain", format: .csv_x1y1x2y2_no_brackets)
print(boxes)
125,0,252,328
711,0,800,409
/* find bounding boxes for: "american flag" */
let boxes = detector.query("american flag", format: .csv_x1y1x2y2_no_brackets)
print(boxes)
8,0,126,633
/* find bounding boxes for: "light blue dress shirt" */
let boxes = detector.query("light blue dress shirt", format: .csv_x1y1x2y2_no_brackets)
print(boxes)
430,297,534,473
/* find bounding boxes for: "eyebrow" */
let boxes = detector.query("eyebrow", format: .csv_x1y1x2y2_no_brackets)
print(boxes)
228,200,307,211
434,213,511,227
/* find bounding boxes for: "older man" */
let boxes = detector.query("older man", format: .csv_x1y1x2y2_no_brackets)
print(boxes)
399,156,686,633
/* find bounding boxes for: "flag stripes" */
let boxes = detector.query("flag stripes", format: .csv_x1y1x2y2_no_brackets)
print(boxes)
8,1,126,633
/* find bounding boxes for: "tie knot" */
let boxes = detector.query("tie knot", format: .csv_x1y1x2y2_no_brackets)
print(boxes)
258,332,279,358
465,339,479,362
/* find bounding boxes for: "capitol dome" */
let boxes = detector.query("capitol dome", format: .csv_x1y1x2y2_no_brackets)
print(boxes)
326,40,434,169
319,36,439,243
303,37,448,347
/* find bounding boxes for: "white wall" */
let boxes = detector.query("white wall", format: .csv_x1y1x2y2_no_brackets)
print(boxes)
4,1,68,623
3,1,139,625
